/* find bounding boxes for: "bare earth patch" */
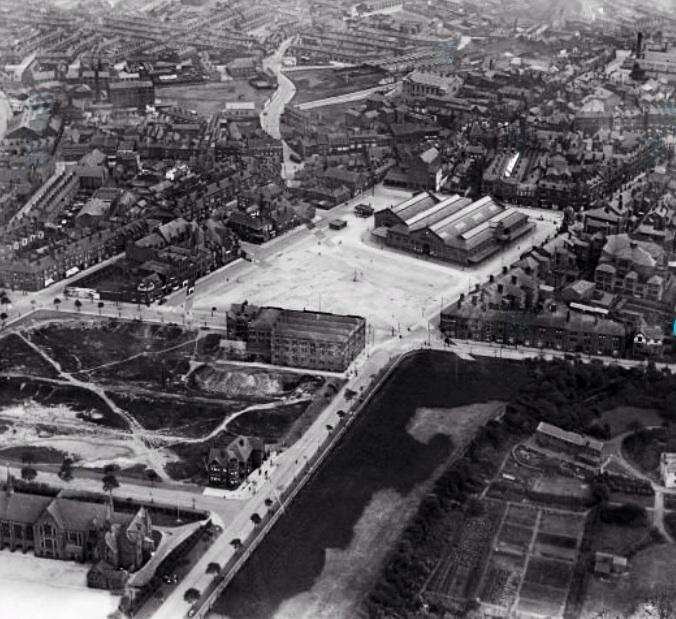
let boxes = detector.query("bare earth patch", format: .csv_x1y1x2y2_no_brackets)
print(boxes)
407,401,506,445
272,488,413,619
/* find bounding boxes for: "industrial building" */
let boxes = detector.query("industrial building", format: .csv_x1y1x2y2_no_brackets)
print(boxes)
226,303,366,372
373,192,533,265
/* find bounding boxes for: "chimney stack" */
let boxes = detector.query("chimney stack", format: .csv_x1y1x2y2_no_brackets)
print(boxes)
511,275,517,285
637,31,644,59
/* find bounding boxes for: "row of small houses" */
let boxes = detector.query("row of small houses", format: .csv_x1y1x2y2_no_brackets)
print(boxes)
574,105,676,134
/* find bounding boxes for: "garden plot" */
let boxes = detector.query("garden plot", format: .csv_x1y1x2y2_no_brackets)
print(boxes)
480,504,586,618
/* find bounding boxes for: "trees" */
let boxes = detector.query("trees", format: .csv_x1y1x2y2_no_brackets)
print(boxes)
53,297,61,310
74,299,82,312
21,454,37,482
0,312,6,327
20,466,37,482
58,457,73,482
250,513,262,525
97,301,104,315
206,562,221,575
230,538,242,549
183,588,200,603
102,473,120,494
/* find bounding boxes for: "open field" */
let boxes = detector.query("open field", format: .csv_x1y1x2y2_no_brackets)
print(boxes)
0,549,119,619
581,543,676,618
622,427,666,481
287,67,386,105
157,80,271,117
599,405,663,436
28,320,194,373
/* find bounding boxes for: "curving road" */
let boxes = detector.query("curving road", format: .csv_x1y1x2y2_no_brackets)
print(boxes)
260,38,296,141
0,89,10,141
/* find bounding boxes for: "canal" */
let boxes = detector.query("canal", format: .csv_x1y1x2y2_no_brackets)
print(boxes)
214,351,529,618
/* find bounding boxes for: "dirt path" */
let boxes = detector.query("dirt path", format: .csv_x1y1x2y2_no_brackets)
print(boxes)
14,334,173,481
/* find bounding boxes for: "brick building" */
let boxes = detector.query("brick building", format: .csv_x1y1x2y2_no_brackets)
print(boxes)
226,303,366,371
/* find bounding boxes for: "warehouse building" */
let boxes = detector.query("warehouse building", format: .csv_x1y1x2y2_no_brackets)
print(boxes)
373,192,533,265
226,303,366,372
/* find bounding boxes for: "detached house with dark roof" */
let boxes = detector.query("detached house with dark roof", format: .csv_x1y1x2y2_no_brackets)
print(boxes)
207,436,266,488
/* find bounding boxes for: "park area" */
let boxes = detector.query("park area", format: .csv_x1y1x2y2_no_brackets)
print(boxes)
286,66,388,105
157,80,271,117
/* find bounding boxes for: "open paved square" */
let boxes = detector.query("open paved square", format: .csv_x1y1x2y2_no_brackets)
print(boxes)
176,185,560,344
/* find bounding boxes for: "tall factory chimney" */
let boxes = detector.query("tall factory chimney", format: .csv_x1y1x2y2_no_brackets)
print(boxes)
636,31,644,59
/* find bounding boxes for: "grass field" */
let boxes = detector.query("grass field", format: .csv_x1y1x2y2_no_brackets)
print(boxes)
591,521,653,556
582,543,676,618
599,405,663,436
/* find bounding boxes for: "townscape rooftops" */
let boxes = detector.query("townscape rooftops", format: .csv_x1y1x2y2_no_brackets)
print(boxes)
602,233,664,267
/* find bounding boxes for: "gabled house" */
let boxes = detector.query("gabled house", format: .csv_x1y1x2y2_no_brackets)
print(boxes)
207,436,266,488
